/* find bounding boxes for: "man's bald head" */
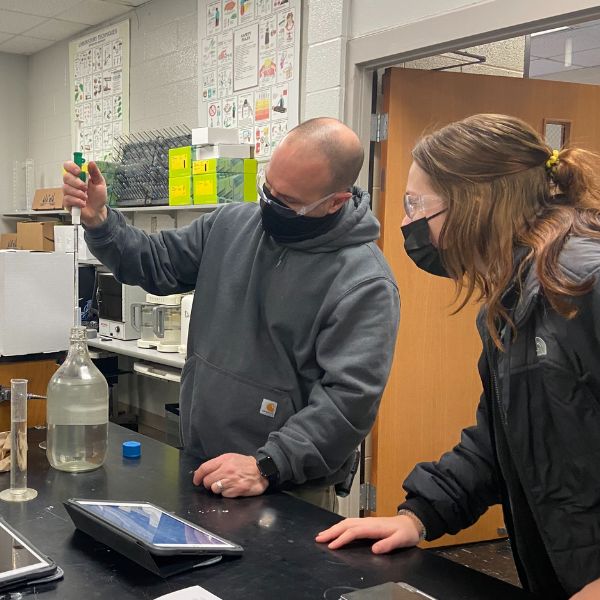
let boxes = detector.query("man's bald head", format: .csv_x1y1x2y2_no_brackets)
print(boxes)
280,118,364,192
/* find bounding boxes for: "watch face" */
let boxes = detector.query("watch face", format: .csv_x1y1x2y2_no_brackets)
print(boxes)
258,456,278,479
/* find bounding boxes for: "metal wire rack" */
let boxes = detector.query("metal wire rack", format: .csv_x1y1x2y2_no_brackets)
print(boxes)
107,125,191,206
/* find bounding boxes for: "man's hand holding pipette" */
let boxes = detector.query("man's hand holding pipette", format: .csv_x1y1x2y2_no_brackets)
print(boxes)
63,160,108,228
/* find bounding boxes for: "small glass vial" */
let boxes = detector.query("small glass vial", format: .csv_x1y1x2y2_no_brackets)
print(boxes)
46,327,109,472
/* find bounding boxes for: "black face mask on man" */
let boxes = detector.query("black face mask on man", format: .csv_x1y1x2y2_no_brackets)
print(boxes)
260,188,343,244
400,209,450,278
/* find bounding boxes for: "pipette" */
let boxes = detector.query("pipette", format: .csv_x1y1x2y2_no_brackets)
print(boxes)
72,121,84,327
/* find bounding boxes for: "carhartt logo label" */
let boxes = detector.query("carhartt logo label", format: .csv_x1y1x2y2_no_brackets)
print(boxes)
260,399,277,418
535,337,547,357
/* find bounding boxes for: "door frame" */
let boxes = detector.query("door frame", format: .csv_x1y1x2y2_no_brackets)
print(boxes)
345,4,600,190
343,2,600,517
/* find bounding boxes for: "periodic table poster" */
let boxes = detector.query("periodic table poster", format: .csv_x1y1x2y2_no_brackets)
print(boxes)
198,0,300,166
69,20,130,161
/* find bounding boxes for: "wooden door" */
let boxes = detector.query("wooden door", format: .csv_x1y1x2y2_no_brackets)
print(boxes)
0,359,59,431
374,67,600,547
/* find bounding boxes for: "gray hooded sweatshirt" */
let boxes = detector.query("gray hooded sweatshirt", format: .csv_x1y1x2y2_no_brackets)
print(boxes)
85,189,399,487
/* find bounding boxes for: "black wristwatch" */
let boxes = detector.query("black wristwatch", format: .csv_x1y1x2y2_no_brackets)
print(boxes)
256,455,279,488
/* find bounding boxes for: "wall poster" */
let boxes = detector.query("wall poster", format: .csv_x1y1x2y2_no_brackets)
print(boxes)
69,20,129,161
198,0,300,164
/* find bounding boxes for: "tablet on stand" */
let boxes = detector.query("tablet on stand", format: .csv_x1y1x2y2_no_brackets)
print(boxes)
64,498,243,578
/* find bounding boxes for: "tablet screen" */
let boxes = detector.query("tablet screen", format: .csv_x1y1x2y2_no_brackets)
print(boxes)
74,501,235,549
0,520,50,582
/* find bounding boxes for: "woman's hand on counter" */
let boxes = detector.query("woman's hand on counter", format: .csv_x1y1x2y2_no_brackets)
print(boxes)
193,453,269,498
315,515,422,554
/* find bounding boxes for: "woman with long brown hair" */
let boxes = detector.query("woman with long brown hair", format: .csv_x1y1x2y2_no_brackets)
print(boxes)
316,114,600,600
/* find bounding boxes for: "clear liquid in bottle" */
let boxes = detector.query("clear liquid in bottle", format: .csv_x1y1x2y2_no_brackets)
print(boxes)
46,327,109,472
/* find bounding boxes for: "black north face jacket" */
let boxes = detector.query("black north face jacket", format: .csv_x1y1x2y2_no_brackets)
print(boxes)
399,236,600,598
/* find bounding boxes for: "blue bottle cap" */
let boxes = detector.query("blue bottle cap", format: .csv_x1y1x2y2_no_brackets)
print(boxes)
122,440,141,459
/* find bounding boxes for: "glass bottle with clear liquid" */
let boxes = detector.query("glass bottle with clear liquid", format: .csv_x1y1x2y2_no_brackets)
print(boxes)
46,326,109,472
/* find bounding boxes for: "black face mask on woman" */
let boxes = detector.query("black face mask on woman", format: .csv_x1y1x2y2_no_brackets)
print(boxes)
400,210,450,278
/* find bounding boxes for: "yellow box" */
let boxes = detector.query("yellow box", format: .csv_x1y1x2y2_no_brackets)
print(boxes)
169,176,193,206
192,158,258,176
193,174,217,204
168,146,192,178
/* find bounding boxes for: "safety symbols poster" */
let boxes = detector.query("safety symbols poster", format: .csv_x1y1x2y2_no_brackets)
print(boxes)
199,0,300,160
69,20,130,161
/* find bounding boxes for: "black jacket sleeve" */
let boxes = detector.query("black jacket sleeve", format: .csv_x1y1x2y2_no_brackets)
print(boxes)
398,353,501,541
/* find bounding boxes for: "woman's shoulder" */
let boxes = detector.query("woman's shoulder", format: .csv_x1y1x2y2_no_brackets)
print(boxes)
558,236,600,281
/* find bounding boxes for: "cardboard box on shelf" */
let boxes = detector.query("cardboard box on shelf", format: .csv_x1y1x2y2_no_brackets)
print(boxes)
32,187,64,211
0,234,17,250
192,158,257,175
192,144,254,161
53,225,94,260
54,225,74,253
192,127,240,145
17,220,58,251
217,172,256,203
193,172,256,205
168,146,193,178
192,174,216,204
168,176,193,206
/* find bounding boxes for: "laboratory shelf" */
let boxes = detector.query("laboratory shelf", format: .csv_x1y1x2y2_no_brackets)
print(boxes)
2,205,220,218
2,210,68,217
88,337,185,369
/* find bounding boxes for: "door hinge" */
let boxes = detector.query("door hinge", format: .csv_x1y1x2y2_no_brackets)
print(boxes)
370,113,388,142
360,482,376,512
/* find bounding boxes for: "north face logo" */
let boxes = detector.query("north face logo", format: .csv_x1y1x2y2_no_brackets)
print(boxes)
535,337,547,357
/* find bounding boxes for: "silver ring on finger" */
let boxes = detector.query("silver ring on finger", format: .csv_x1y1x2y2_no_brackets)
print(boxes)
216,479,224,492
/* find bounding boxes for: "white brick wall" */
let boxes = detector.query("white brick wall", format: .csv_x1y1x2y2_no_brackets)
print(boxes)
305,38,344,93
303,87,343,120
0,52,28,226
302,0,350,122
27,0,198,190
28,41,71,189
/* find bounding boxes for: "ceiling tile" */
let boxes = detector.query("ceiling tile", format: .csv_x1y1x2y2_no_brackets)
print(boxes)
0,9,45,34
464,37,526,72
0,0,83,17
0,34,55,54
55,0,131,25
0,31,13,43
528,57,583,78
534,65,600,85
550,46,600,69
25,18,89,41
530,25,600,60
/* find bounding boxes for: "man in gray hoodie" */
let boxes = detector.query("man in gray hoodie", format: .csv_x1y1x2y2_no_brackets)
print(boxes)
62,118,399,510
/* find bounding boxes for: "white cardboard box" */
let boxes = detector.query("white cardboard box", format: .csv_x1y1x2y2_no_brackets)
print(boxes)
192,127,239,145
0,251,74,356
54,225,94,260
192,144,254,160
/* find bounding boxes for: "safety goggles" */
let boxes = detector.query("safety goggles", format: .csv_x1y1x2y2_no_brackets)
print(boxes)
257,174,337,218
403,193,445,220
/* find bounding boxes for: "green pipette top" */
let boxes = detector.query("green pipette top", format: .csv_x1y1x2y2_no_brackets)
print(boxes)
73,151,86,182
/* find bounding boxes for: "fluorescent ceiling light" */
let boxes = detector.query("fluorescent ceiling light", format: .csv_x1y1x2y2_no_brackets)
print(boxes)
530,26,569,37
564,37,573,67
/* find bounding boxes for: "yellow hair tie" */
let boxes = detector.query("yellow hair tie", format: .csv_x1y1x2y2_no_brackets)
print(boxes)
546,149,559,169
